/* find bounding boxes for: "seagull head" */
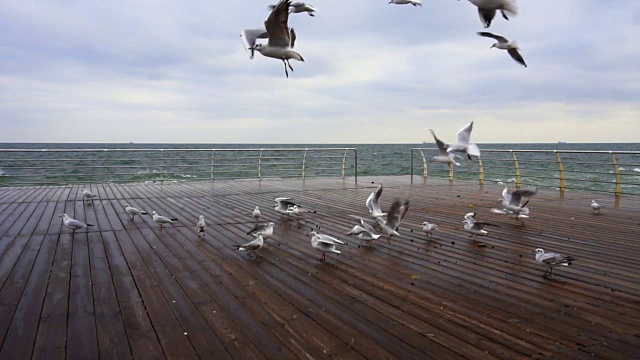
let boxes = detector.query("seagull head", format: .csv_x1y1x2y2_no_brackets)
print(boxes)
534,248,544,255
490,43,497,49
250,44,263,53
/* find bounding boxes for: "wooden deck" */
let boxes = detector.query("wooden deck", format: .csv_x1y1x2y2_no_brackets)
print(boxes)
0,176,639,359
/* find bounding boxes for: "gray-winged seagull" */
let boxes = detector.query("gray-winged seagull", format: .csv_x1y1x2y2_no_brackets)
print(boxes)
268,2,317,16
60,214,94,235
467,0,517,28
535,248,576,279
477,32,527,68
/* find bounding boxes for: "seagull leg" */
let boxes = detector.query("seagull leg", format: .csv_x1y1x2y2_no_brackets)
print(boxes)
472,234,478,241
159,224,163,232
286,59,294,72
318,252,326,262
282,60,289,78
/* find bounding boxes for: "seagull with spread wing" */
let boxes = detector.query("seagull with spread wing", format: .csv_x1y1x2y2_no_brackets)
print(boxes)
251,0,304,78
268,2,317,16
429,129,460,166
477,32,527,68
376,199,410,245
366,183,386,218
466,0,517,28
491,187,537,223
447,122,481,160
463,212,499,241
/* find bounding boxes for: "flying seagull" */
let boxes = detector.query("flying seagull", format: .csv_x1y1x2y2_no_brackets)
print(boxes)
251,0,304,78
152,211,178,231
268,2,317,16
241,28,268,59
376,199,410,245
307,231,345,262
591,200,604,214
447,122,481,160
491,187,537,223
196,215,207,237
123,203,148,220
388,0,422,6
535,248,576,279
467,0,517,28
366,183,386,218
463,212,499,241
60,214,94,235
477,32,527,68
429,129,460,166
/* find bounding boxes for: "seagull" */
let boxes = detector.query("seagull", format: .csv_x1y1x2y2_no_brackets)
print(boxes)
591,200,604,214
467,0,517,28
152,211,178,231
274,197,299,217
252,206,261,221
376,199,410,245
366,184,386,218
346,216,382,242
421,221,439,237
241,28,268,59
535,248,576,279
232,235,265,258
429,129,460,166
268,2,317,16
247,222,275,240
82,188,98,203
60,214,94,235
196,215,207,237
446,122,481,160
491,187,537,223
307,231,345,262
123,204,148,221
388,0,422,6
477,32,527,68
251,0,304,78
463,212,499,241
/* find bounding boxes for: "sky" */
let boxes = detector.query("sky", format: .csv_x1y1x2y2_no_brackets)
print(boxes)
0,0,639,144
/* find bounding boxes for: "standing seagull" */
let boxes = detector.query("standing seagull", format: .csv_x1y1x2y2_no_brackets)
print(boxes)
376,199,410,245
233,235,265,258
60,214,94,235
251,0,305,78
421,221,439,237
535,248,576,279
447,122,481,160
247,222,275,240
252,206,261,221
463,212,499,241
591,200,604,214
123,203,148,221
477,32,527,68
152,211,178,231
307,231,345,262
269,2,317,16
388,0,422,7
196,215,207,237
82,188,98,203
429,129,460,166
467,0,517,28
366,183,386,218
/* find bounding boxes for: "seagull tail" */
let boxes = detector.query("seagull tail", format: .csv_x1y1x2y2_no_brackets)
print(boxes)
170,218,178,221
141,211,148,215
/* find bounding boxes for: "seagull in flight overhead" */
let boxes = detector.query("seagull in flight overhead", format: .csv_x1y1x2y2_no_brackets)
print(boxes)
429,129,460,166
477,32,527,68
251,0,304,78
388,0,422,7
447,122,481,160
467,0,517,28
268,2,317,16
241,28,268,59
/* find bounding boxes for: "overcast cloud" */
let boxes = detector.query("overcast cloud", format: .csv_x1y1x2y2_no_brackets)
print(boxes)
1,0,639,143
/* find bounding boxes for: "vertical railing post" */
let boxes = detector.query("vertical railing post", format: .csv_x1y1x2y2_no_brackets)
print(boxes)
410,149,415,184
210,150,215,182
556,151,565,196
341,150,347,179
102,149,108,184
258,149,263,179
302,149,307,178
611,152,621,198
353,149,358,183
478,157,484,185
418,149,428,178
160,149,165,189
512,151,521,188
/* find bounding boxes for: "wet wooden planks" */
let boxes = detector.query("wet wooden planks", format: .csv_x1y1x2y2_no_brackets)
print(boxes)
0,176,639,359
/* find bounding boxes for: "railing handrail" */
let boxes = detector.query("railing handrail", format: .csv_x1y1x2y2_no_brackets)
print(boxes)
412,147,640,155
0,147,357,153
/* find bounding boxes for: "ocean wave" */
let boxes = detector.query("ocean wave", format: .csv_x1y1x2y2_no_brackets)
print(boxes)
634,168,640,173
619,167,626,171
0,167,4,176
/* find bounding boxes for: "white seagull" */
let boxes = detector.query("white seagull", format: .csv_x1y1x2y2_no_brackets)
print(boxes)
60,214,94,235
429,129,460,166
196,215,207,237
591,200,604,214
421,221,439,237
447,121,481,160
491,187,537,223
252,206,261,221
152,211,178,231
463,212,499,241
535,248,577,279
274,197,299,217
346,216,382,242
366,183,386,218
247,222,275,240
467,0,517,28
123,203,148,221
269,2,317,16
233,235,265,258
388,0,422,7
307,231,345,262
82,188,98,203
251,0,304,78
376,199,410,245
477,32,527,68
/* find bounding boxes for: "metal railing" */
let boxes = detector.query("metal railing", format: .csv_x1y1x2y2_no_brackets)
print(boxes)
0,148,358,186
411,148,640,197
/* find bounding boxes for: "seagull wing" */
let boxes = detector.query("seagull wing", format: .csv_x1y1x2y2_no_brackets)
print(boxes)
317,234,345,245
429,129,448,154
477,9,496,28
242,28,268,49
265,0,292,48
451,121,473,148
289,28,296,48
477,32,508,43
508,48,527,67
67,218,86,228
